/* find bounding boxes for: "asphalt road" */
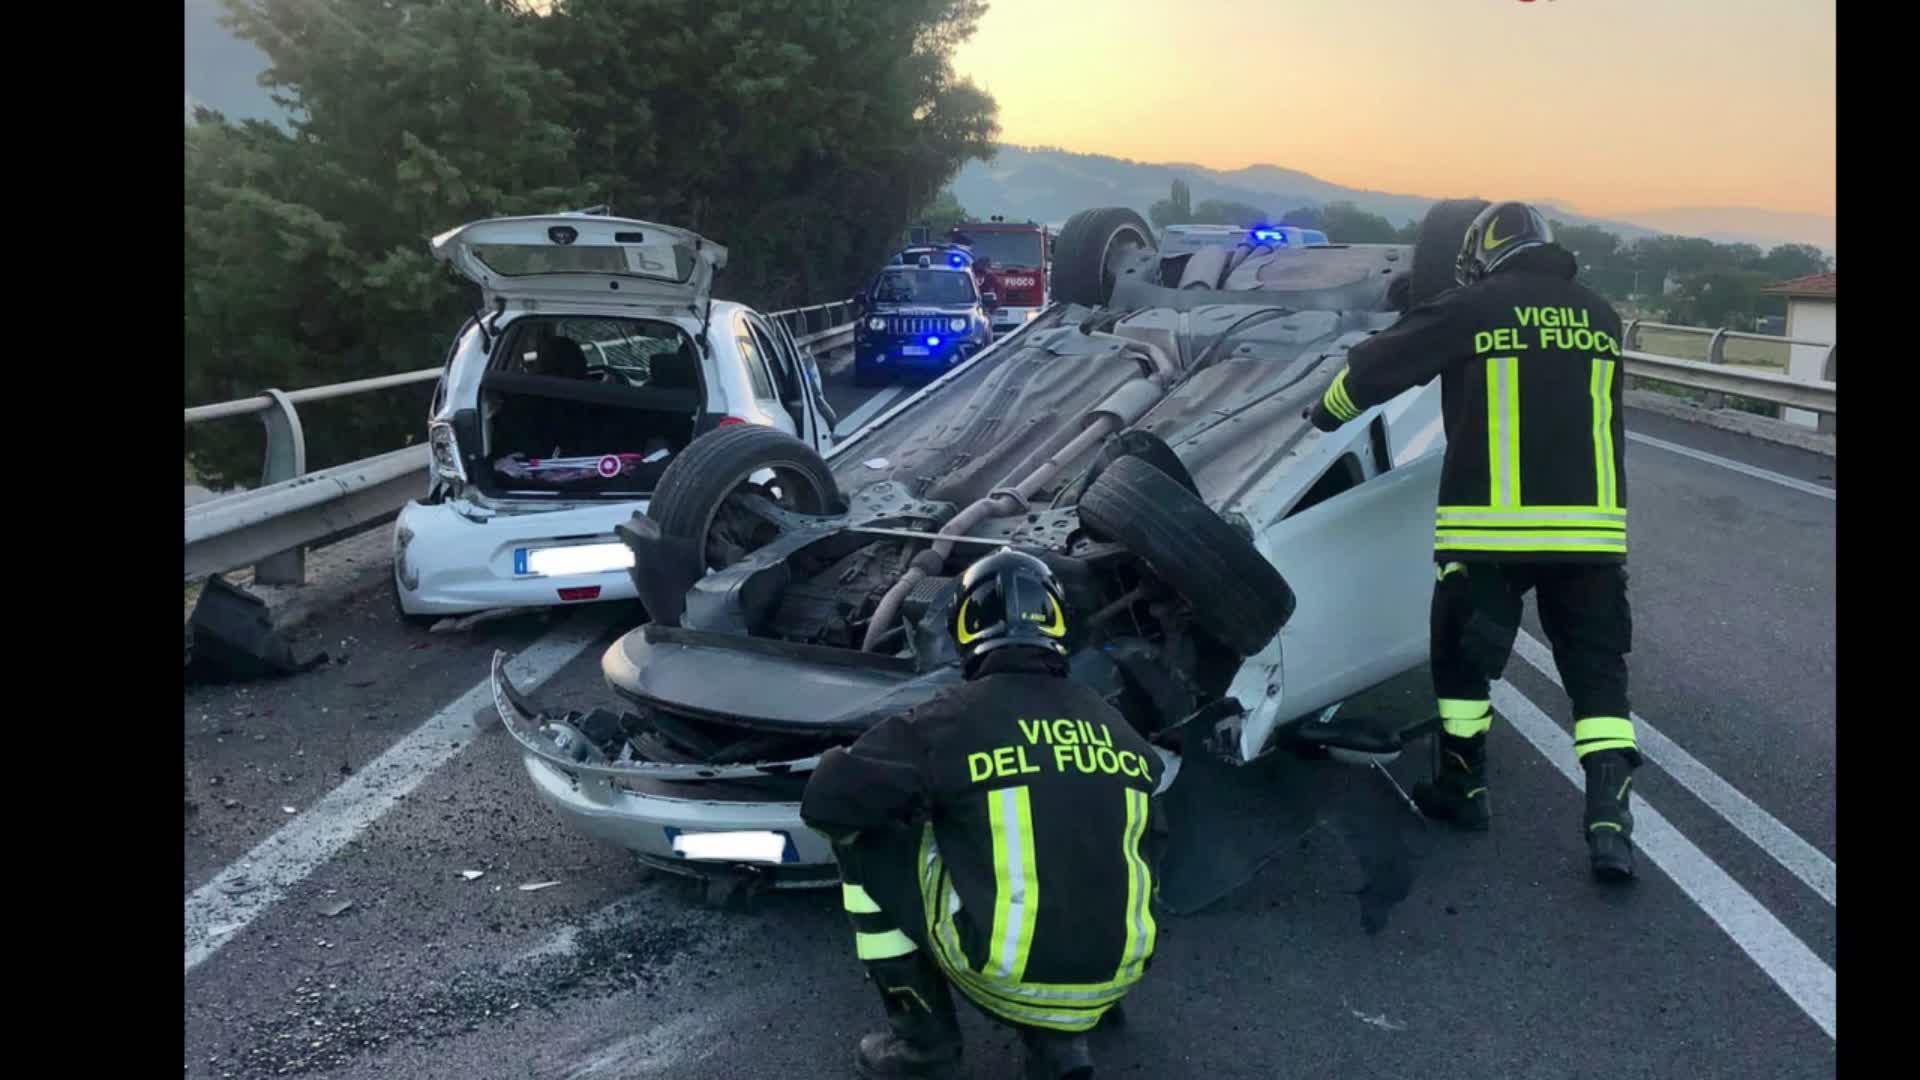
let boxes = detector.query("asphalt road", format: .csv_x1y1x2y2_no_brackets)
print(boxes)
184,374,1836,1080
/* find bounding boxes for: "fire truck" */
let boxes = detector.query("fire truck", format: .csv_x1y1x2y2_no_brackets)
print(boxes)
915,217,1052,335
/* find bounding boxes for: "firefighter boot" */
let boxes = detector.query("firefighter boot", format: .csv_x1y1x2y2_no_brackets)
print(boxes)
855,953,963,1079
1584,749,1638,883
1413,732,1491,831
1018,1026,1094,1080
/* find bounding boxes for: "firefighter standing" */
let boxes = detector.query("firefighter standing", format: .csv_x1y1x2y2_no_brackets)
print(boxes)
1308,201,1641,883
800,549,1162,1079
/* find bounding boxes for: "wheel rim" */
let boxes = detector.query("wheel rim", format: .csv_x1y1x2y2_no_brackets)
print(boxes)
696,459,835,570
1098,224,1153,301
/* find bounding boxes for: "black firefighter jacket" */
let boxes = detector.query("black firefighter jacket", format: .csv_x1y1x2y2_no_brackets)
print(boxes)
1312,244,1628,564
800,649,1162,1031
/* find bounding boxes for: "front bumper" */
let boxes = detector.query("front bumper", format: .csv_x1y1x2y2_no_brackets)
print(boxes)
855,334,985,373
491,650,841,887
394,497,647,616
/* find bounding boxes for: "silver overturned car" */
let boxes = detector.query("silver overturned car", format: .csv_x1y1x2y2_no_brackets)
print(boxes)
492,201,1491,911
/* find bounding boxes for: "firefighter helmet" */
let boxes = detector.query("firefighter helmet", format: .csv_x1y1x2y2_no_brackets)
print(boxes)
1455,201,1555,286
951,548,1070,671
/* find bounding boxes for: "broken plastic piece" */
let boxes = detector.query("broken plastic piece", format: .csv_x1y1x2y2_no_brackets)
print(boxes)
460,870,485,881
862,457,890,470
518,881,561,892
320,899,354,918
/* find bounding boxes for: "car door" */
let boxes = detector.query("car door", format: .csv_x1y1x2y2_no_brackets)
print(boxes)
1230,380,1445,761
768,317,838,453
733,316,800,439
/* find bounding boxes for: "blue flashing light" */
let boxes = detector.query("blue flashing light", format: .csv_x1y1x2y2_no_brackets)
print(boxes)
1249,225,1288,245
948,254,965,267
926,336,942,347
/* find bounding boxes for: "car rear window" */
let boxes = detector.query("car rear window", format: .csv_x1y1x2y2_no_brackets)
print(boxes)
467,241,696,283
502,317,697,389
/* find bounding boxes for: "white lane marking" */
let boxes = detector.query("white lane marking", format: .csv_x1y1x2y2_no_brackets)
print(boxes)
1511,630,1835,907
1490,680,1836,1041
833,385,905,437
1627,431,1835,500
184,612,616,975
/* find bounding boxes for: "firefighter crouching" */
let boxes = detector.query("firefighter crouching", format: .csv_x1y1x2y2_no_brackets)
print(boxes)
800,549,1162,1078
1309,201,1641,883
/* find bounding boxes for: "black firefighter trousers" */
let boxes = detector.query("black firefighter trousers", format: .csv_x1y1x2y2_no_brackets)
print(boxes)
1429,560,1638,763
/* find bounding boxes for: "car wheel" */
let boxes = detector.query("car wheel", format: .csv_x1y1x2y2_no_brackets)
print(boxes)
1078,454,1296,656
1052,207,1155,308
646,423,844,571
1407,198,1490,308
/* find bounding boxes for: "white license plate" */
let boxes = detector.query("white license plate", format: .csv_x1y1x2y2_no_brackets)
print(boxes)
900,345,930,357
668,829,793,864
513,542,634,577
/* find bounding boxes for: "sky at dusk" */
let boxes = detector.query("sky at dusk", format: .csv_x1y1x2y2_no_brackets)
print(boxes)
950,0,1835,218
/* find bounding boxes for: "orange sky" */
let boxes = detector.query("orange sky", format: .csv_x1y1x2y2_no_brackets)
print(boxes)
951,0,1834,218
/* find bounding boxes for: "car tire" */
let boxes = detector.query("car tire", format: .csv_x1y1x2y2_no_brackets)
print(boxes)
1052,207,1156,308
646,423,843,570
1407,198,1490,308
1078,454,1296,657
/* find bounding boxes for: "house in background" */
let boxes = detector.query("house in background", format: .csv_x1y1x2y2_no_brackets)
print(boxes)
1761,273,1835,432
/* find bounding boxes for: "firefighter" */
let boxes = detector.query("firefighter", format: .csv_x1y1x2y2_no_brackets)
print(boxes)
1307,201,1641,883
800,548,1162,1079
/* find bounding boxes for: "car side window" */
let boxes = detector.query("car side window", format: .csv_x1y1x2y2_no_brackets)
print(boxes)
743,320,790,401
735,329,778,400
749,317,805,401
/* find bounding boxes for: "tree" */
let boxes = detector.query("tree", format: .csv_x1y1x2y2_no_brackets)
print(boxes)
1281,200,1399,243
185,0,998,485
920,188,970,235
1190,198,1268,227
1149,177,1194,229
1760,243,1832,280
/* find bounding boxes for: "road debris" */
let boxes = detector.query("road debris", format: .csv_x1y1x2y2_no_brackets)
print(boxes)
186,576,329,683
282,806,298,815
430,608,518,634
320,899,355,918
460,870,486,881
518,881,562,893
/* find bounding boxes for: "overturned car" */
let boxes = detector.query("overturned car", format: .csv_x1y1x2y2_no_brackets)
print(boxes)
493,201,1490,912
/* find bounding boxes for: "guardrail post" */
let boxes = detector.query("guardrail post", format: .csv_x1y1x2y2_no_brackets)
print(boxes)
1820,344,1837,434
1621,319,1641,390
1702,328,1728,411
253,388,309,586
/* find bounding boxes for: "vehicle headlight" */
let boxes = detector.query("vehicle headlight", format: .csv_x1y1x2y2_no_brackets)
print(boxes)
1025,310,1040,322
867,317,886,332
429,422,466,483
949,317,967,332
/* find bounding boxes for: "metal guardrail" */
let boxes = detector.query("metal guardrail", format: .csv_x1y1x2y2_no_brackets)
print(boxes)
186,302,857,587
1621,319,1836,428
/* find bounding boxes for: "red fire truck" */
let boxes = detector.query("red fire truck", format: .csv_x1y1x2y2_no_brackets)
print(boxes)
943,217,1051,335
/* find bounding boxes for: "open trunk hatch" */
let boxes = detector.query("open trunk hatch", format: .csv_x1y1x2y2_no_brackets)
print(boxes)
431,214,727,312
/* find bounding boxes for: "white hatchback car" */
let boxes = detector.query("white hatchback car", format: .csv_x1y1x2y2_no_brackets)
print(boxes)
392,213,841,620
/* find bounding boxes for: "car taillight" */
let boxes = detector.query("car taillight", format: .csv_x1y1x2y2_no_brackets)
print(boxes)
716,416,755,428
557,586,602,602
428,422,466,484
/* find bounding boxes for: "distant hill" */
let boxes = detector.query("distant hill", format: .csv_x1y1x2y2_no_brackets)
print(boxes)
952,145,1834,256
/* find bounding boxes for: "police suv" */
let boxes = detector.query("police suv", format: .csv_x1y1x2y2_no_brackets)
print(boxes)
851,245,995,386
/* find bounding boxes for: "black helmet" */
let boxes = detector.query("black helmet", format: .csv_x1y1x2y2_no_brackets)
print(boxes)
951,548,1069,671
1455,201,1554,286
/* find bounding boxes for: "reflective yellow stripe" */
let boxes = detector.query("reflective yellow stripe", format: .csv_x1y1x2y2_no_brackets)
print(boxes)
856,928,918,960
1436,532,1627,554
1438,697,1492,739
1114,787,1156,984
1486,356,1521,507
985,785,1039,981
1323,368,1360,422
1573,716,1636,759
1436,509,1625,528
842,882,882,915
1592,358,1618,510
